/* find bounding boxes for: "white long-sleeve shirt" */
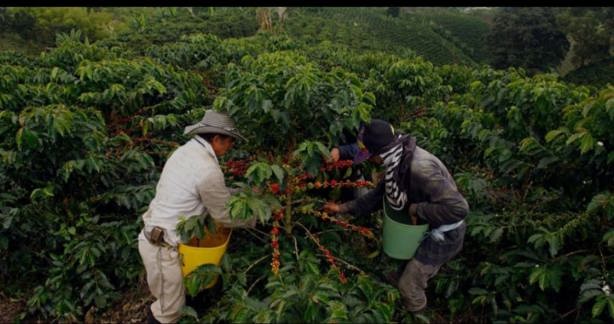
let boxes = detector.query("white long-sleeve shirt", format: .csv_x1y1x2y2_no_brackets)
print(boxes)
138,136,251,246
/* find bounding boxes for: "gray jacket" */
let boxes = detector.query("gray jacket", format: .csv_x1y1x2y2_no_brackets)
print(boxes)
341,145,469,265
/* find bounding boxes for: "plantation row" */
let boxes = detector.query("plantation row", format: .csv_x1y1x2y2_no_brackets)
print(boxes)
285,8,477,66
0,28,612,323
417,9,490,63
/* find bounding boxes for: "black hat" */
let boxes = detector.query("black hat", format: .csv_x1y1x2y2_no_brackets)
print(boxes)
355,119,395,163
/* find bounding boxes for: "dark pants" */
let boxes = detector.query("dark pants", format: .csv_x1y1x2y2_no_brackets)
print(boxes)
398,259,441,312
185,276,224,317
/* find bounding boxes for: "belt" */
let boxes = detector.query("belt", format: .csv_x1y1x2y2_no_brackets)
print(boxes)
429,220,464,242
143,228,174,248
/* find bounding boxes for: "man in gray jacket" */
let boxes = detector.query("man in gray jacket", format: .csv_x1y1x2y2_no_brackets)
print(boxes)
138,110,256,324
324,119,468,313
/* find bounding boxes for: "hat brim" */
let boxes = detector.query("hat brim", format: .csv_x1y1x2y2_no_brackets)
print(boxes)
353,148,371,164
184,124,247,142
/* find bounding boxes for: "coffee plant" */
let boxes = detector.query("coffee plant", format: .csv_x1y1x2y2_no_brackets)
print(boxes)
0,9,612,323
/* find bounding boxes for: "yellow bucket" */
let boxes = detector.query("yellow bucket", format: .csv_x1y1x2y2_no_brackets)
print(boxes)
178,227,231,288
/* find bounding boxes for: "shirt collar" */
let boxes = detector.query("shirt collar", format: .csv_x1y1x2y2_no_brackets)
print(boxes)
193,136,219,164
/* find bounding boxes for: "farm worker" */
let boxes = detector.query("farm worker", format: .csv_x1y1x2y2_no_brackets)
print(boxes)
323,119,468,313
138,110,256,324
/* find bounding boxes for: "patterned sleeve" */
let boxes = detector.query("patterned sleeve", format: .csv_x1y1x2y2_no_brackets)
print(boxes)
340,179,385,217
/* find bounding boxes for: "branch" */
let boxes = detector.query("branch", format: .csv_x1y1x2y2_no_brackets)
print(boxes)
313,228,344,236
331,255,366,274
295,221,314,241
553,249,589,261
245,227,269,244
244,255,269,274
247,273,267,295
295,221,348,284
292,235,300,262
555,307,578,322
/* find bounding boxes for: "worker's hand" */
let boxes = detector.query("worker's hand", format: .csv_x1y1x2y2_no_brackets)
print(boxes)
248,217,257,228
371,170,385,184
228,187,242,195
409,204,418,225
323,202,341,214
328,147,340,163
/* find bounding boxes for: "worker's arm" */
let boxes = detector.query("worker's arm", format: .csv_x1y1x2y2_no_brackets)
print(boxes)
410,161,469,228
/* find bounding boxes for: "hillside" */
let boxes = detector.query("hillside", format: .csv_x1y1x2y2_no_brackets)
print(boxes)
284,7,486,66
1,7,493,67
563,56,614,88
413,7,491,63
0,32,44,55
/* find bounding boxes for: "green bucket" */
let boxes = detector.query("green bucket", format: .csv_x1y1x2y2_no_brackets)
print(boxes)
382,199,428,260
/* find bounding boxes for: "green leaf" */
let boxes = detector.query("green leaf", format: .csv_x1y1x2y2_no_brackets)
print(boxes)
50,67,59,80
246,197,266,222
489,227,503,243
16,128,40,150
592,296,606,318
529,266,546,290
30,184,55,201
587,192,613,217
579,133,595,154
229,196,249,220
603,230,614,247
468,287,488,295
245,162,273,185
607,296,614,319
536,156,559,170
546,233,561,257
181,306,199,319
566,132,584,145
270,164,284,184
293,140,327,176
315,141,330,156
578,289,604,304
580,279,602,292
548,266,562,292
529,264,562,292
183,264,221,297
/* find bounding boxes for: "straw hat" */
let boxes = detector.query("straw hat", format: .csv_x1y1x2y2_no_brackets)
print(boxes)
183,110,247,142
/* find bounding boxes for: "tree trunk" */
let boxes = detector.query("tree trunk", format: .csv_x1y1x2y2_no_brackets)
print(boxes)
257,7,273,32
275,7,288,32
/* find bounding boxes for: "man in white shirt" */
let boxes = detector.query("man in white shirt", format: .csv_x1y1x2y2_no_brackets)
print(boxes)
138,110,256,324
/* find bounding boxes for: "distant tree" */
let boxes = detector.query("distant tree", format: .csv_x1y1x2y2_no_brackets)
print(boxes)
486,7,569,72
387,7,400,18
8,10,37,40
0,7,7,27
557,7,613,68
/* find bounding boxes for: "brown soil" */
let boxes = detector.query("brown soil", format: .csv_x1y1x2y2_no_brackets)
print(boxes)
94,280,153,324
0,279,153,324
187,227,231,248
0,292,25,323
